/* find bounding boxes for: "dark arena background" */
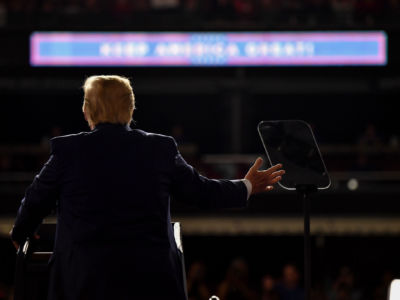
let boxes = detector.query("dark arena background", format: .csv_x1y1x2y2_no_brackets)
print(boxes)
1,1,400,300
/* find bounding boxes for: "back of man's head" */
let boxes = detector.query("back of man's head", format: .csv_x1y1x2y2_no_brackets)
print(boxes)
82,75,135,128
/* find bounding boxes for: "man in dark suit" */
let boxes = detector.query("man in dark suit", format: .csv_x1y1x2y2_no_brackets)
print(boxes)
11,75,284,300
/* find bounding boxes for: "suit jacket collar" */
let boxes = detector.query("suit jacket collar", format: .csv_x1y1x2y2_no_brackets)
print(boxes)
94,123,132,131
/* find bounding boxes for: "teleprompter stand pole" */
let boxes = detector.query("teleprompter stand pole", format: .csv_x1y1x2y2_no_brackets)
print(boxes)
296,184,317,300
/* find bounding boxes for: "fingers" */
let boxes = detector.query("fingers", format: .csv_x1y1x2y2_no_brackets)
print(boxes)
246,159,284,194
271,170,285,177
260,169,284,182
265,163,283,174
261,169,283,187
251,159,282,174
270,176,282,184
250,157,263,172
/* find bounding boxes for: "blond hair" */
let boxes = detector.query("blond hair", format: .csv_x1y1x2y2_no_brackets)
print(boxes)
82,75,135,128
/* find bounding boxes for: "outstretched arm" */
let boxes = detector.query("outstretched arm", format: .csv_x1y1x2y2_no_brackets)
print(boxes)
170,138,284,208
171,149,248,209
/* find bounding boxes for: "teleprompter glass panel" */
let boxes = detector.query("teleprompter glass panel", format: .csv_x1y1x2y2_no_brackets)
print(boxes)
258,120,330,190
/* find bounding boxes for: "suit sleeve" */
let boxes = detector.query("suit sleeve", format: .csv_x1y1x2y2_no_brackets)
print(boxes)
169,138,247,209
11,140,60,244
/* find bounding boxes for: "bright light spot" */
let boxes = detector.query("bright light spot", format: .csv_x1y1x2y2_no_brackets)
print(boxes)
99,43,111,56
347,178,359,191
389,279,400,300
113,43,122,56
271,43,281,56
284,43,295,56
226,43,239,56
137,43,149,56
245,43,258,56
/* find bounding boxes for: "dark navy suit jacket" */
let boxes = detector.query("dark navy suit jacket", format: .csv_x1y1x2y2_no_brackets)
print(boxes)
11,123,248,300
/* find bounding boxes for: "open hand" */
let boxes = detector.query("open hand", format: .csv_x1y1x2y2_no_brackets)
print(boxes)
244,157,284,195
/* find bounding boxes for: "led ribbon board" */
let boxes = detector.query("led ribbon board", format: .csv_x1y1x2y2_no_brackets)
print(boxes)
30,32,387,67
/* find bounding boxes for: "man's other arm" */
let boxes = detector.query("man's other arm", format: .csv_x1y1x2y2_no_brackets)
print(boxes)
169,138,284,209
10,142,60,248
